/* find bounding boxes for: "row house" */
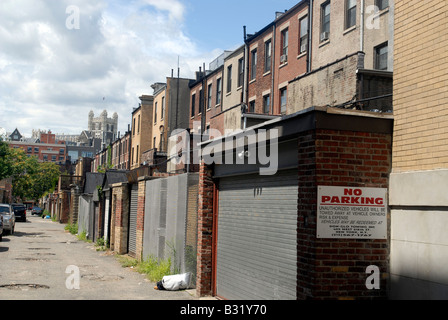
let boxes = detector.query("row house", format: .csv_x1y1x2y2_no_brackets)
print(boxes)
192,0,395,300
189,52,230,136
193,0,393,140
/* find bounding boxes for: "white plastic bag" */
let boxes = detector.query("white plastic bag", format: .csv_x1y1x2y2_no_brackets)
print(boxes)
161,272,191,291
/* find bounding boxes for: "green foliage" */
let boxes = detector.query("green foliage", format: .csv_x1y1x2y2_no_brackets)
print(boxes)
116,254,173,283
0,140,14,180
137,255,172,282
1,146,61,201
95,236,108,251
64,222,78,235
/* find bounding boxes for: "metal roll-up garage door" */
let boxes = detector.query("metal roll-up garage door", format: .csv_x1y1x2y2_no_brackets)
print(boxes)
216,170,298,300
128,184,138,256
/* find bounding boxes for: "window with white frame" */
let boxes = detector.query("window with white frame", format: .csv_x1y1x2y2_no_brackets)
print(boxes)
299,16,309,54
345,0,356,29
250,49,257,80
321,1,330,42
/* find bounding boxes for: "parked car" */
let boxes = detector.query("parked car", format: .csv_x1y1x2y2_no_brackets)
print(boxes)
31,206,43,216
0,204,15,235
0,215,3,241
11,203,26,222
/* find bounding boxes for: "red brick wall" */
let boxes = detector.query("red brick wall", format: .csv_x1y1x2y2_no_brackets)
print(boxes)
196,161,215,297
298,128,391,300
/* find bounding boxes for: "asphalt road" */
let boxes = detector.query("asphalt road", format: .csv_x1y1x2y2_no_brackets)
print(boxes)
0,213,198,301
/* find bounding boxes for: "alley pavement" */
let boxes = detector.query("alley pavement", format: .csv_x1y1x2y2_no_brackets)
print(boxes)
0,213,198,300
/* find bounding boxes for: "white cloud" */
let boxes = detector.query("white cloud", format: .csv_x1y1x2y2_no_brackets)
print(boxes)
0,0,219,137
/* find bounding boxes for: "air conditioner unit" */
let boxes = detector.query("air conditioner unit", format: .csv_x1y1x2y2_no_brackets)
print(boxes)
300,44,308,53
320,31,329,42
280,54,288,64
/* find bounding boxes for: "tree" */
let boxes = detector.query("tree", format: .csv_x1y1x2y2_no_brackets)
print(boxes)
0,140,14,180
6,147,60,201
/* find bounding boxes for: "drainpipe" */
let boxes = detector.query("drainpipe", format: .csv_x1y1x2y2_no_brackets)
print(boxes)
307,0,313,73
243,26,249,129
360,0,365,53
270,23,276,115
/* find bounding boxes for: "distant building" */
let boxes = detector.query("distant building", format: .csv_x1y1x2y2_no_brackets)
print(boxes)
6,129,67,165
88,110,118,147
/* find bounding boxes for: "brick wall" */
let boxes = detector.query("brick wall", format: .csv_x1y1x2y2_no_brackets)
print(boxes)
288,53,360,114
196,161,215,297
393,0,448,172
298,128,391,299
112,183,129,255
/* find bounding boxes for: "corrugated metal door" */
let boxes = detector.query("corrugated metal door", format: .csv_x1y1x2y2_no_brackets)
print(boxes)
216,170,298,300
128,184,138,256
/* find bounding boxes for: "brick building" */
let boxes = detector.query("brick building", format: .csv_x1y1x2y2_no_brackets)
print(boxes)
7,129,67,165
389,0,448,299
196,107,393,299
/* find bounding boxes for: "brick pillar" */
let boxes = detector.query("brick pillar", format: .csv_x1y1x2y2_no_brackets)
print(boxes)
196,161,215,297
113,183,129,255
136,178,147,261
297,129,391,300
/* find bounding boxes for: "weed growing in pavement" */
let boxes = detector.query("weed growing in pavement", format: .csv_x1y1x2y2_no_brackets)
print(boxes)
95,237,108,251
116,254,172,282
64,222,78,235
77,230,91,243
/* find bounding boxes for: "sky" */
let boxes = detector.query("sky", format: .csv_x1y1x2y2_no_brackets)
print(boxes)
0,0,299,138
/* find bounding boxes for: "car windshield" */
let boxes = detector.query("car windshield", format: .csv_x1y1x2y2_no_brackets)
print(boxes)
0,206,10,214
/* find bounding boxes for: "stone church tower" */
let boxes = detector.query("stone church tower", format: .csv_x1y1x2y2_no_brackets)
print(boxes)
88,110,118,146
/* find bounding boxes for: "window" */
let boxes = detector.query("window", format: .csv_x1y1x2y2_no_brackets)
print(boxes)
321,1,331,42
216,78,222,105
52,155,57,162
161,96,165,120
59,148,65,155
250,49,257,80
263,94,270,114
138,114,140,133
299,16,309,54
249,100,255,113
136,145,139,164
376,0,389,11
280,87,287,114
153,137,156,150
264,40,272,72
27,147,32,153
207,83,212,109
281,29,289,62
227,65,232,93
34,147,39,153
238,58,244,88
345,0,356,29
191,94,196,117
43,154,48,161
154,103,157,123
375,42,388,70
199,89,203,114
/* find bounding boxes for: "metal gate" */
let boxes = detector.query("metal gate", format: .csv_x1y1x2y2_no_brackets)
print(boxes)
216,170,298,300
128,184,138,256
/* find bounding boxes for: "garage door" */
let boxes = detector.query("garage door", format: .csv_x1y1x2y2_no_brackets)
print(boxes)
128,184,138,256
216,170,298,300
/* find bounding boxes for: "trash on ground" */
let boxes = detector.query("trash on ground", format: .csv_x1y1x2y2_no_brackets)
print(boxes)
154,272,191,291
